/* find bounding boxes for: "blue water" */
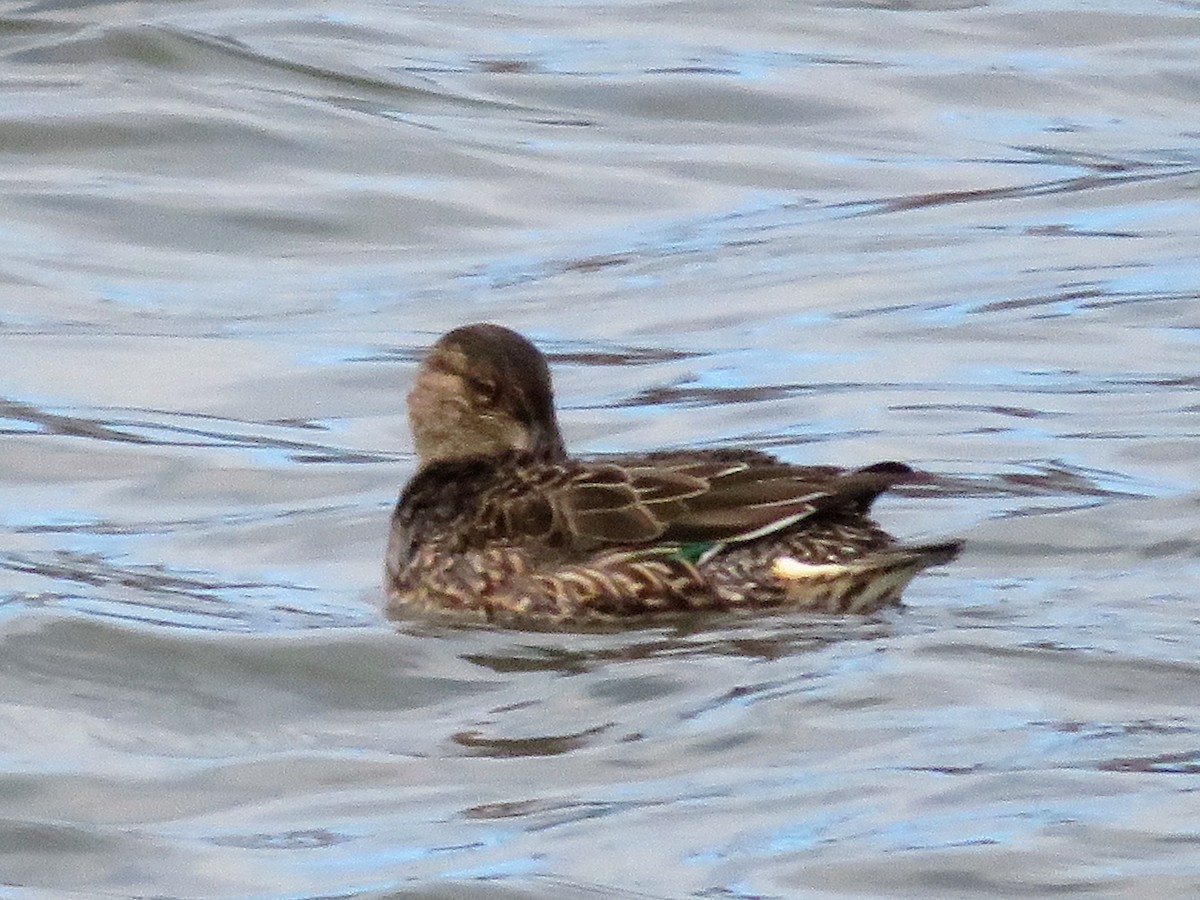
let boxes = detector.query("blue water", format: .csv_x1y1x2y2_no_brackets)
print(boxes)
2,0,1200,897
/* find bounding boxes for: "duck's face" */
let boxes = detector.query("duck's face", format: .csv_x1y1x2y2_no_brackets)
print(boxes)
407,324,566,467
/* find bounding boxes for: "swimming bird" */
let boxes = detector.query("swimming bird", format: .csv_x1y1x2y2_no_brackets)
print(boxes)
386,323,961,623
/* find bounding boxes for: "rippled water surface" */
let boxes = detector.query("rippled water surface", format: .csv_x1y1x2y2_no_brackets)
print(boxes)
3,0,1200,897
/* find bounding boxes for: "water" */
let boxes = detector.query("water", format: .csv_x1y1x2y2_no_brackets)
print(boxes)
2,0,1199,896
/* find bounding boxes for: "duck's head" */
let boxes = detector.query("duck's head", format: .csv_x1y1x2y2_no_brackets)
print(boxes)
407,323,567,468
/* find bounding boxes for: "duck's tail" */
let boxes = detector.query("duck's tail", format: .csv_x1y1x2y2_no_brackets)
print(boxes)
771,539,963,614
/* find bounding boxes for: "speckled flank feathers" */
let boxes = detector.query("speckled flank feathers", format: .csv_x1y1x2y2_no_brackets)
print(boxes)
386,323,962,623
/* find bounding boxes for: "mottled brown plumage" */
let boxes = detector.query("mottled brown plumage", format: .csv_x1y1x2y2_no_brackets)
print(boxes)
386,324,961,623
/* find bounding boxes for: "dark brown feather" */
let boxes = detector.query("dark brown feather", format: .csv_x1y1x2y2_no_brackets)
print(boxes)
387,324,963,621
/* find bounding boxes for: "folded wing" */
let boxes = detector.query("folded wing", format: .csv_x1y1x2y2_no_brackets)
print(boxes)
538,451,917,551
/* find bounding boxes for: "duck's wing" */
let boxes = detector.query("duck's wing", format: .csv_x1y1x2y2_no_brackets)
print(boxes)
535,453,917,551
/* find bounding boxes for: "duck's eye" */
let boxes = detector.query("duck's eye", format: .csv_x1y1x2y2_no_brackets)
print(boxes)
468,377,500,405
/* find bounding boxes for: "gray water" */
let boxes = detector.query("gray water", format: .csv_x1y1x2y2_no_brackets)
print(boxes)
3,0,1200,897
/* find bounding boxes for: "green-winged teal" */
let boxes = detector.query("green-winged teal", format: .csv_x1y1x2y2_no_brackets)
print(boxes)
386,324,961,623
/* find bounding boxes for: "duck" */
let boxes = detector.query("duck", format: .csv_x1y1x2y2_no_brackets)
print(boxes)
386,323,962,623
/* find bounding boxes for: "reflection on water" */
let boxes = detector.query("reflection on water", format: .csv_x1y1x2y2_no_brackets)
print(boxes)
2,0,1200,896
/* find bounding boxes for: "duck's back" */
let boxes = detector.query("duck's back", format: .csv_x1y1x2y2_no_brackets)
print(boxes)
386,448,958,621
